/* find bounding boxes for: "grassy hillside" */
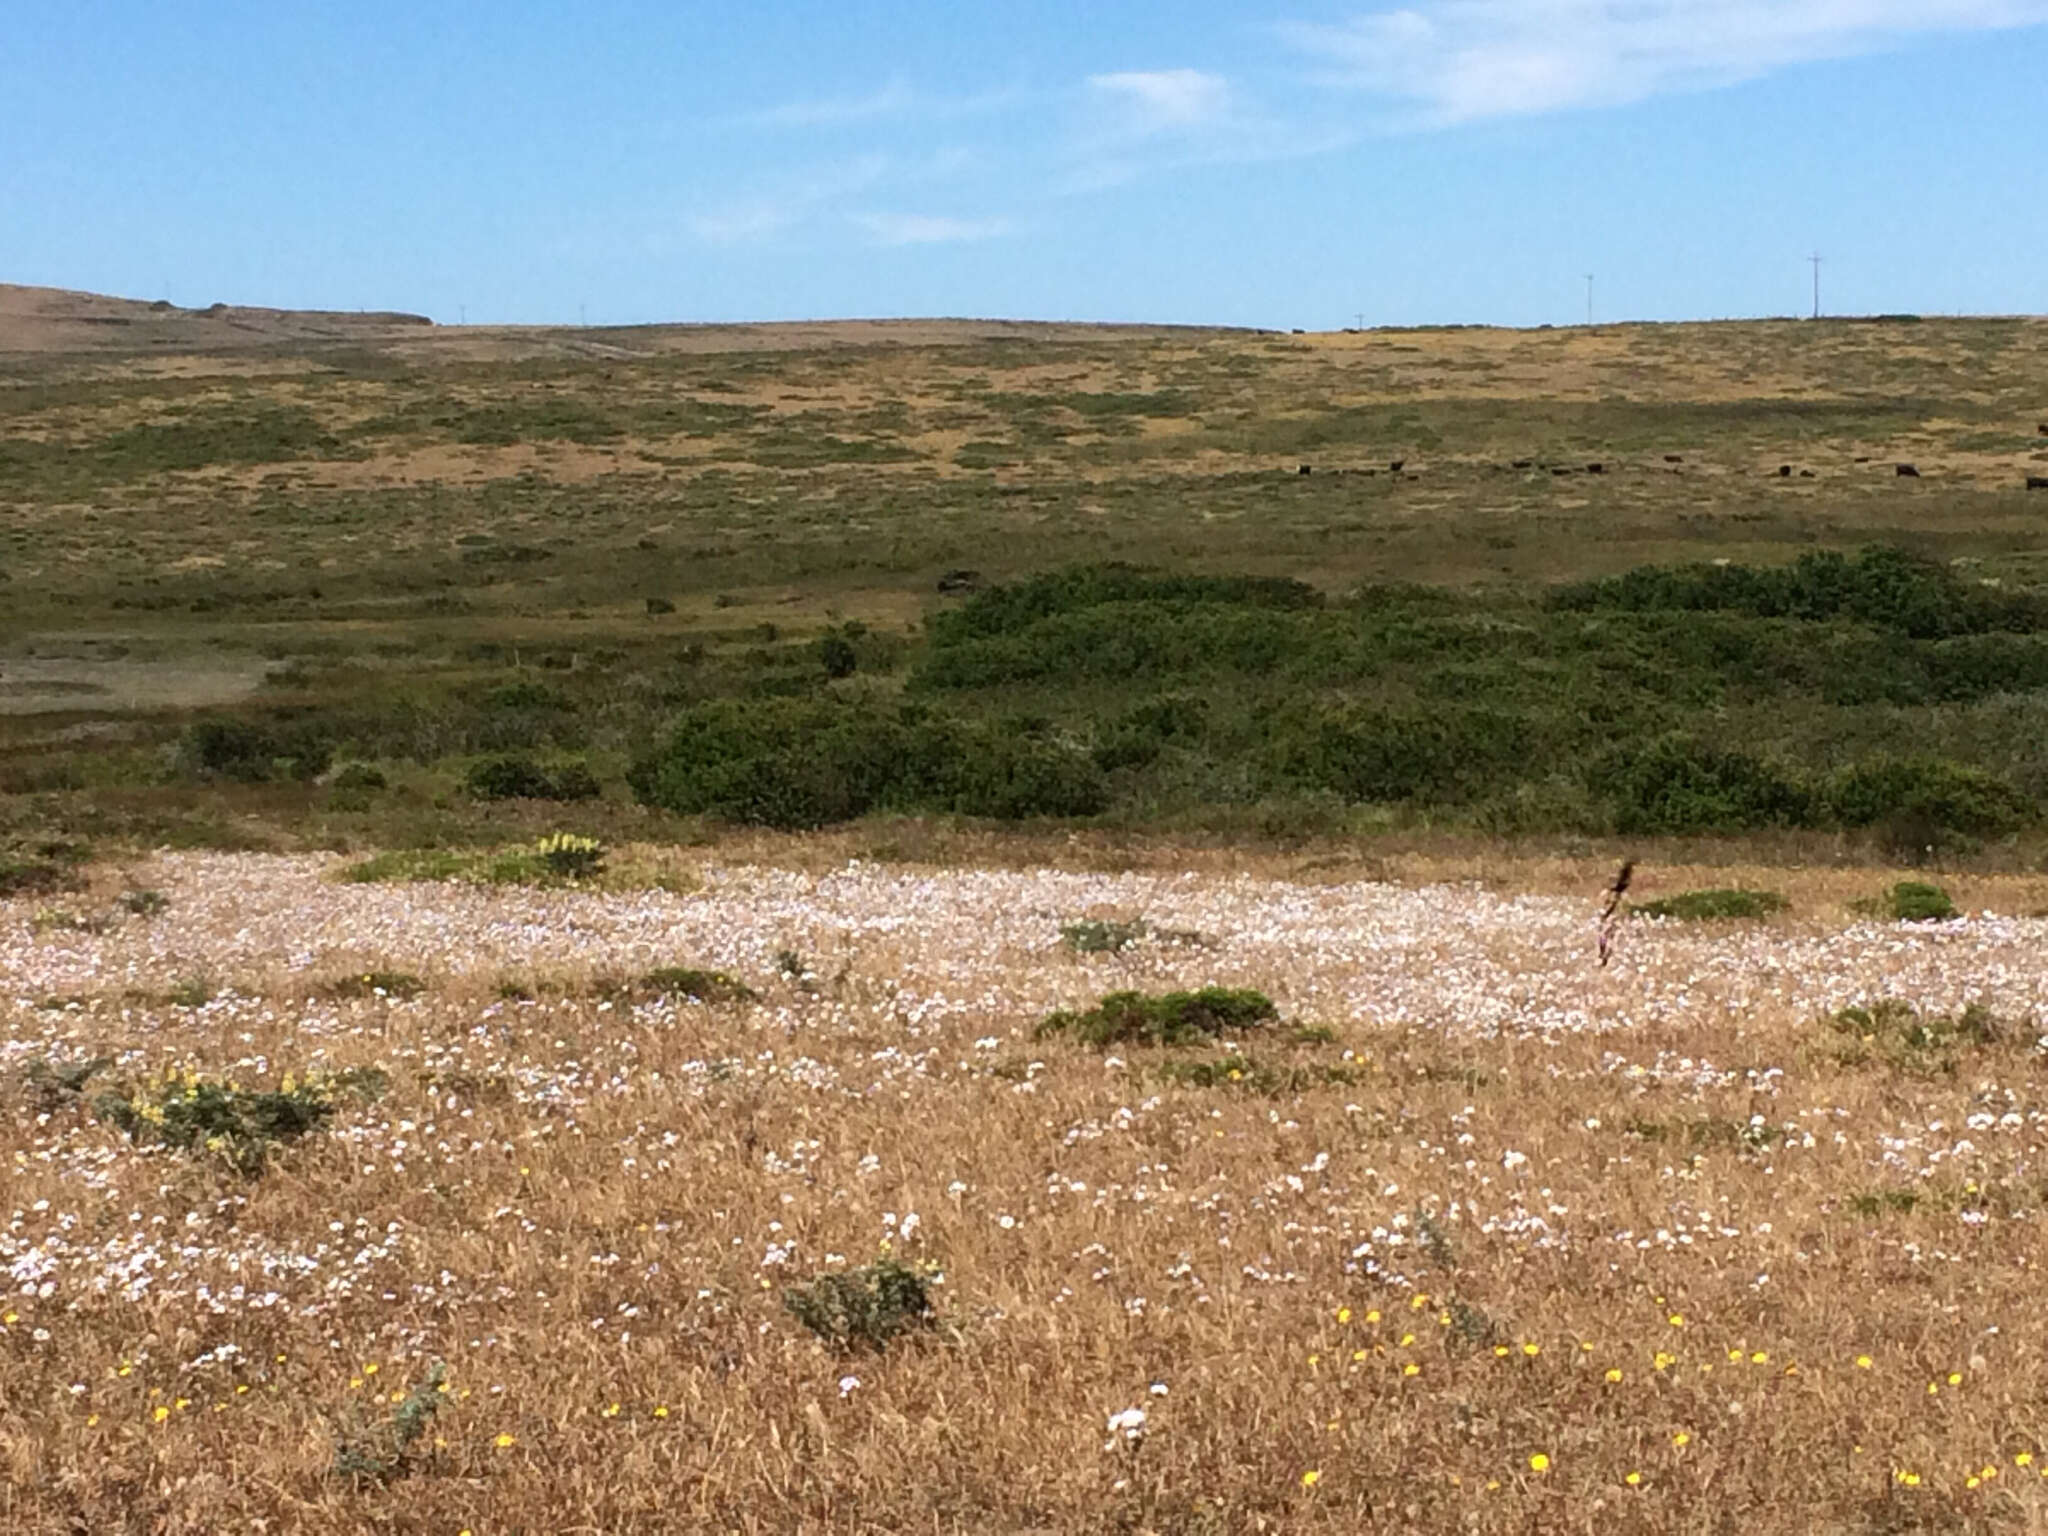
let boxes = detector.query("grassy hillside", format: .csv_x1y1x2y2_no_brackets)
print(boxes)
4,312,2048,858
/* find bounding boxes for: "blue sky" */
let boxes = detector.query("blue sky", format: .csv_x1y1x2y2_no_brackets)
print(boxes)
5,1,2047,328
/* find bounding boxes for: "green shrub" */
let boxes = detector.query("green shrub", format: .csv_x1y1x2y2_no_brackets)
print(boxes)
819,631,858,679
1824,997,2002,1070
340,849,474,884
119,889,170,917
463,755,600,802
1853,881,1959,922
331,1361,448,1486
93,1066,375,1173
627,698,1105,828
1632,888,1790,921
331,762,388,792
1063,918,1149,953
1037,987,1278,1048
638,967,756,1004
182,717,333,783
1270,705,1530,804
1824,757,2030,837
1553,545,2048,639
1596,735,1815,834
783,1257,936,1351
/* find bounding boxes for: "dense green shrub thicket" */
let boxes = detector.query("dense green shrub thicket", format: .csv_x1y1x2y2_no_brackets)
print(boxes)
626,697,1107,829
186,548,2048,840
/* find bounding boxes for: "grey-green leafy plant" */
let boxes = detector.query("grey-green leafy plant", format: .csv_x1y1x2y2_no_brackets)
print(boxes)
783,1258,936,1351
331,1361,448,1486
1037,987,1277,1048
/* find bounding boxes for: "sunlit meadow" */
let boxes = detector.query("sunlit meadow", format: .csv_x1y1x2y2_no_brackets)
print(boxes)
6,848,2048,1532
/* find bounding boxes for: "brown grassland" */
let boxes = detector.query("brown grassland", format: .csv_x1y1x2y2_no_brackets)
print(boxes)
5,286,2048,1532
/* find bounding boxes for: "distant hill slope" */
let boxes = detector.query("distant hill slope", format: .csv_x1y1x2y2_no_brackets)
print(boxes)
0,281,434,355
0,281,1256,361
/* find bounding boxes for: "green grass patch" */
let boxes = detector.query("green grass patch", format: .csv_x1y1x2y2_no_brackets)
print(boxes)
1632,888,1790,921
1851,881,1959,922
635,967,756,1004
1037,987,1277,1048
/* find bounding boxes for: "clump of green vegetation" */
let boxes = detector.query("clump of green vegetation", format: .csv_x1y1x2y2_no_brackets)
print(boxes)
0,840,89,897
533,832,605,879
330,762,388,792
340,834,609,888
340,849,474,884
463,754,600,802
1824,997,2005,1073
331,1361,448,1486
1851,881,1959,922
636,967,755,1004
323,970,426,1001
1632,888,1790,921
31,906,112,935
119,888,170,918
180,717,333,783
1037,987,1277,1048
627,697,1106,829
94,1065,380,1173
165,977,215,1008
1062,918,1149,953
783,1257,936,1351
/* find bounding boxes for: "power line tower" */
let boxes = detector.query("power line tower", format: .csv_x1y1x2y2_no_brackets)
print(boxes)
1808,253,1823,320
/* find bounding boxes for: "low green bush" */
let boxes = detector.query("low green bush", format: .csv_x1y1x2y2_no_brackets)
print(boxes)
1063,918,1149,953
1596,735,1815,834
1824,757,2029,837
627,697,1105,829
182,717,333,783
1037,987,1278,1048
1853,881,1960,922
94,1065,379,1174
636,967,755,1004
463,755,601,802
1632,888,1790,921
783,1257,936,1351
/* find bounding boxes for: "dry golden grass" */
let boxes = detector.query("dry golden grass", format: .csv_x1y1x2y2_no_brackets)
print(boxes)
6,850,2048,1532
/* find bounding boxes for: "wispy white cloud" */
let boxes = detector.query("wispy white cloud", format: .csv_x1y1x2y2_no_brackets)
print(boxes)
1282,0,2048,124
686,155,889,245
743,79,919,128
853,212,1016,246
1062,67,1353,192
1086,68,1233,131
736,78,1029,129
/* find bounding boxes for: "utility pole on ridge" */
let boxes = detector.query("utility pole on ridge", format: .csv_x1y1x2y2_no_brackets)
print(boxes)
1585,274,1594,326
1809,254,1823,320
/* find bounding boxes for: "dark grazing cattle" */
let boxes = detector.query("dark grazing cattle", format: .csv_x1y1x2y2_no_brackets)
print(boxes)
1585,462,1604,474
2027,476,2048,491
1778,465,1792,478
1298,464,1313,476
1664,454,1683,463
1511,459,1533,469
1388,459,1405,472
1896,464,1920,478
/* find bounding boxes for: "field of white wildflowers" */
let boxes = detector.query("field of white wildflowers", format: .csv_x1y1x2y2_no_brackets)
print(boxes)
6,850,2048,1532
